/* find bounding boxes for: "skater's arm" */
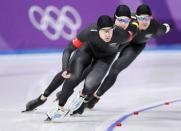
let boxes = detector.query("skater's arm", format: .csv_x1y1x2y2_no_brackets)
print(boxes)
62,38,83,71
62,24,93,71
154,19,172,37
119,19,138,44
126,17,139,41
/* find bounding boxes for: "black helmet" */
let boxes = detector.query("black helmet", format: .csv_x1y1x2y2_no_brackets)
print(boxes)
97,15,114,30
114,5,131,18
136,4,152,16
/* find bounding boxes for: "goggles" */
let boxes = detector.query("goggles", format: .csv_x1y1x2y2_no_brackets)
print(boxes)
137,15,151,21
116,16,131,23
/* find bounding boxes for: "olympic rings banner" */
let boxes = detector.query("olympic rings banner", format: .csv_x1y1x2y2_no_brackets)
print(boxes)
0,0,180,51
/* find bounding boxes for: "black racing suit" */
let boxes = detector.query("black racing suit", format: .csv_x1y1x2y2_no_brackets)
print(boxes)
96,19,171,97
43,21,138,101
58,23,138,106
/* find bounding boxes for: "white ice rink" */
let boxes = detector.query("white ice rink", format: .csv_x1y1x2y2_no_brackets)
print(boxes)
0,50,181,131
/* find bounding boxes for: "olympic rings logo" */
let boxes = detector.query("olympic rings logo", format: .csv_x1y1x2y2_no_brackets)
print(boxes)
28,5,82,41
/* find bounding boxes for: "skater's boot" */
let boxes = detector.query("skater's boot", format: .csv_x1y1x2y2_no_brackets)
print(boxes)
87,93,100,109
24,94,47,112
46,106,65,121
71,101,87,115
69,91,85,112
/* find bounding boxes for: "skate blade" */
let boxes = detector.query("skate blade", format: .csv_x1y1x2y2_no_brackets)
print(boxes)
44,109,71,123
70,113,81,117
44,116,51,121
64,110,71,117
44,116,66,123
21,108,37,113
44,112,52,122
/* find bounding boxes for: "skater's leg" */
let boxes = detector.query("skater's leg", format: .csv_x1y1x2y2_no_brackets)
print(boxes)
87,44,145,109
72,56,114,115
96,44,145,96
82,59,112,96
57,51,92,107
46,51,92,120
23,71,65,111
80,62,93,81
43,71,65,97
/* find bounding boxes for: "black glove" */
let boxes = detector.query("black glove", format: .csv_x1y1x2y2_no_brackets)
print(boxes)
163,23,173,33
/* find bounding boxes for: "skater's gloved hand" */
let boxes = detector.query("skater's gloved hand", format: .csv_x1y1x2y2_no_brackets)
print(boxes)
62,70,71,79
163,23,173,33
